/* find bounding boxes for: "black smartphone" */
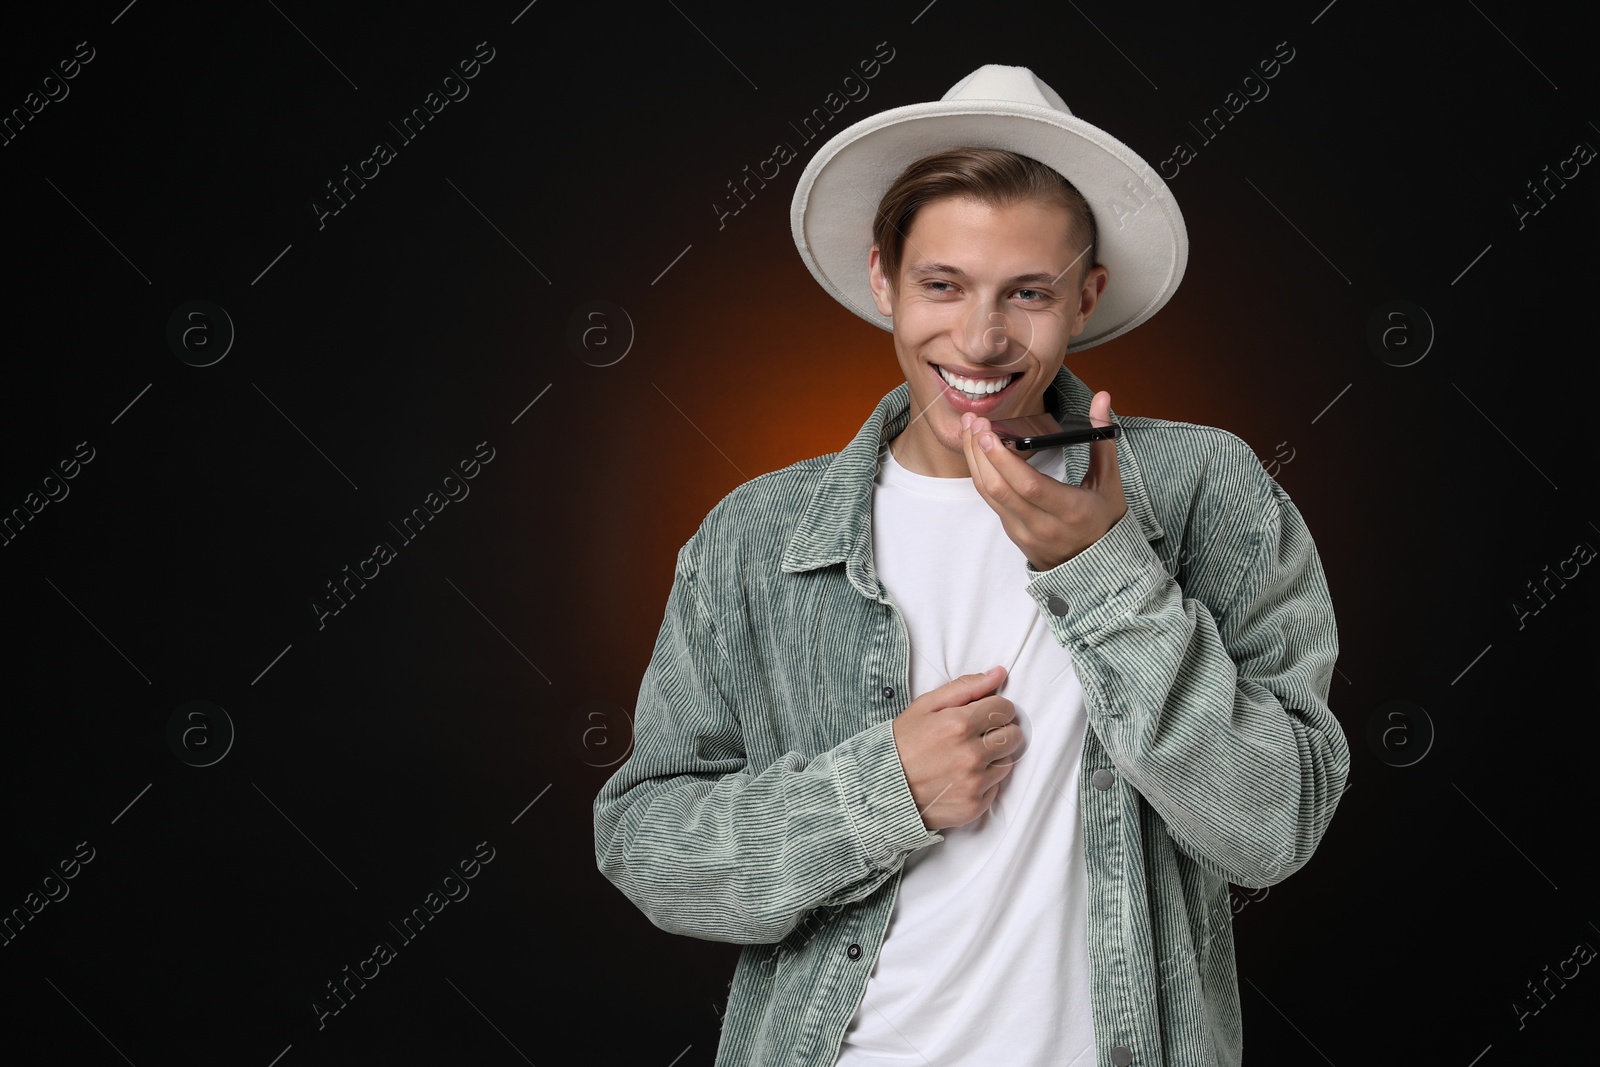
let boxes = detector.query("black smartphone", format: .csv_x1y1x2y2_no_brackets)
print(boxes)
987,412,1118,450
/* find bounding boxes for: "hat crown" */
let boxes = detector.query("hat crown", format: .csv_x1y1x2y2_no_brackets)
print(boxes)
939,64,1074,117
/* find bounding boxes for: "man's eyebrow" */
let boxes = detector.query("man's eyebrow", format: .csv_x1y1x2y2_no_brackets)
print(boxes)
904,263,1065,286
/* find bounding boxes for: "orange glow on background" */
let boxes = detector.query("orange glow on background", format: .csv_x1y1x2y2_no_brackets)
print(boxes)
555,230,1248,695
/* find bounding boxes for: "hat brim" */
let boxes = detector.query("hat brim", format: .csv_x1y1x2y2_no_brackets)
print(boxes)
790,99,1187,352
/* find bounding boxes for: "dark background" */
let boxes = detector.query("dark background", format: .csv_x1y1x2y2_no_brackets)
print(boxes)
2,1,1596,1063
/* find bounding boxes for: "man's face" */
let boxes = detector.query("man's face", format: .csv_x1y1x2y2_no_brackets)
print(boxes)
868,195,1107,478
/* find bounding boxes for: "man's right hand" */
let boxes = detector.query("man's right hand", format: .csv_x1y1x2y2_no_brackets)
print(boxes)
890,666,1023,831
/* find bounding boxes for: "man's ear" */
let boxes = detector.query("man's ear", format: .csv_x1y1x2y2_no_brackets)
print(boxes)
867,246,895,317
1069,264,1110,338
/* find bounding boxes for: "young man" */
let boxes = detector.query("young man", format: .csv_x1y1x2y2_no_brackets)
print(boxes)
594,66,1348,1067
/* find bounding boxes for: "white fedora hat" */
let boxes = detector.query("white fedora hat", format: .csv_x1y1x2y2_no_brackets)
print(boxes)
790,64,1187,351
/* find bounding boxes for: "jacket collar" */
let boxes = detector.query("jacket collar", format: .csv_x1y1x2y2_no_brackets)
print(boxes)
780,365,1166,600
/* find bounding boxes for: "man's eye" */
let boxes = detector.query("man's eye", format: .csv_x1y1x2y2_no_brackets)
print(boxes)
1015,289,1046,302
922,281,955,292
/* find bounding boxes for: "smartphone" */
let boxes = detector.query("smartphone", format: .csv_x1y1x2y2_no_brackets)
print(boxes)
988,412,1118,450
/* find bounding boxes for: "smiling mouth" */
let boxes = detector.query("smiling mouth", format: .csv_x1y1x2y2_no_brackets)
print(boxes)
934,364,1022,400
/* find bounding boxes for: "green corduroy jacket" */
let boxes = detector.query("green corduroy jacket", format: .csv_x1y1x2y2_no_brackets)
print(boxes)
594,364,1350,1067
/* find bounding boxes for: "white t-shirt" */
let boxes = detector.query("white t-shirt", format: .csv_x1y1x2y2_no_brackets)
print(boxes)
834,442,1095,1067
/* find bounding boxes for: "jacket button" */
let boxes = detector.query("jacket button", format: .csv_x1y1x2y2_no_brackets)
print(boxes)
846,943,862,960
882,686,895,699
1091,769,1115,790
1110,1046,1133,1066
1046,593,1070,616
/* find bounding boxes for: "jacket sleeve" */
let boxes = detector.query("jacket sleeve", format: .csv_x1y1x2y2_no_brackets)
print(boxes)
1024,440,1349,888
593,536,943,945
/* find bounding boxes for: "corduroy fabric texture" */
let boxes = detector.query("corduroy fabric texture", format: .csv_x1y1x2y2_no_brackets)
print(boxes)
594,365,1350,1067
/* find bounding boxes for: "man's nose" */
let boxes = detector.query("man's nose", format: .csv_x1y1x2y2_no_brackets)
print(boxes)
961,303,1027,371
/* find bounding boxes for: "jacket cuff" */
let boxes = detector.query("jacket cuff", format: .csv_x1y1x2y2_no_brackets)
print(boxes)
831,718,943,868
1024,508,1168,641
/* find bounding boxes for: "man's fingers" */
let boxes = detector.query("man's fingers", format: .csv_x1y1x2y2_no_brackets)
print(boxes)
927,666,1007,710
964,415,1044,512
962,417,1004,509
1084,390,1119,490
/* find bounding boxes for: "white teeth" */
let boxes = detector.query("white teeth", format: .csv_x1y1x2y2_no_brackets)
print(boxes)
938,366,1014,395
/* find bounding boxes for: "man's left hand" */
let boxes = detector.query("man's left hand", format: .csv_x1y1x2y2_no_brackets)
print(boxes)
961,389,1129,572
